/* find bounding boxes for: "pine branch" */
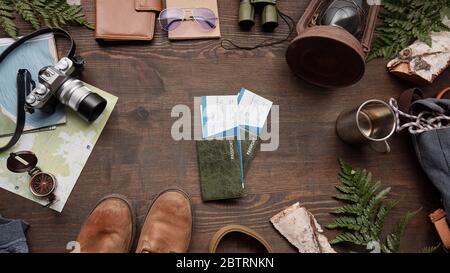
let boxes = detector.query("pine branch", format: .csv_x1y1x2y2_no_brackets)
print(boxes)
368,0,450,60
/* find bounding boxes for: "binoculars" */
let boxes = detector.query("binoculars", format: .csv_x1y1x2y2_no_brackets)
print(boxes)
239,0,279,31
286,0,380,88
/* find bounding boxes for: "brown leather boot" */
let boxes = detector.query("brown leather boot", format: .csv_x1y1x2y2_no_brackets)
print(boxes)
77,195,135,253
136,188,193,253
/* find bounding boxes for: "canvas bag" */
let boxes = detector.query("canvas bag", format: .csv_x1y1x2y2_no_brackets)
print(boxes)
396,88,450,250
397,88,450,220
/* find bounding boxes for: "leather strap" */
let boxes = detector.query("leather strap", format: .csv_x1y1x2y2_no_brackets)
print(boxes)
397,88,423,124
209,224,273,253
429,209,450,250
135,0,162,12
436,87,450,99
296,0,323,33
0,28,76,64
361,4,381,53
0,70,30,153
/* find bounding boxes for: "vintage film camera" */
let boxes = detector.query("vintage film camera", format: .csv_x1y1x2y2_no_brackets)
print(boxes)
25,57,107,122
286,0,380,88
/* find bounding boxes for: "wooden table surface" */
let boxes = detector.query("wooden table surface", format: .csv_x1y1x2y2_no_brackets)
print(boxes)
0,0,447,253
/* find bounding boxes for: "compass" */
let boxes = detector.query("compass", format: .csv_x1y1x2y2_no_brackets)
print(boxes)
7,151,57,206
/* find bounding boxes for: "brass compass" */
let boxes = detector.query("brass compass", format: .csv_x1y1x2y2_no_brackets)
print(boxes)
7,151,57,206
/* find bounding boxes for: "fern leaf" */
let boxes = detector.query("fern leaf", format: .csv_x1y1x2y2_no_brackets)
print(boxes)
327,159,418,253
383,209,420,253
15,0,40,29
419,244,441,253
370,0,450,60
0,0,94,38
0,0,17,38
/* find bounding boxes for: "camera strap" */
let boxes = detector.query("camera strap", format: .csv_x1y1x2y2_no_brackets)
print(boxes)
0,28,80,152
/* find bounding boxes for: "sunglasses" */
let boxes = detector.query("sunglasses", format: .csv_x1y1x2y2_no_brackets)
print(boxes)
158,8,218,31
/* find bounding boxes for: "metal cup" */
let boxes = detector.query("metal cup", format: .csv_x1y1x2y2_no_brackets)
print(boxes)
336,99,397,153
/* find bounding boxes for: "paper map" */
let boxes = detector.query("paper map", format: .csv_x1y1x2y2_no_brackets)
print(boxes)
0,85,117,212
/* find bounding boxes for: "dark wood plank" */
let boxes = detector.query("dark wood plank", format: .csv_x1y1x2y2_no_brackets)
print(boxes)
0,0,445,253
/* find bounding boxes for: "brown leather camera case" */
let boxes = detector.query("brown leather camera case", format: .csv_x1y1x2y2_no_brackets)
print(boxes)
95,0,162,41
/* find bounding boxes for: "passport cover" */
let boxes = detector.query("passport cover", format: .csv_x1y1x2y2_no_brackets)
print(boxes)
197,138,243,201
196,131,260,201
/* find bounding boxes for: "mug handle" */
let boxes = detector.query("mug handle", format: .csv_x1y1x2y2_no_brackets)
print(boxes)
369,140,391,153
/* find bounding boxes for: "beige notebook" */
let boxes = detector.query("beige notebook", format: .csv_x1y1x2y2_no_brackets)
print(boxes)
165,0,221,40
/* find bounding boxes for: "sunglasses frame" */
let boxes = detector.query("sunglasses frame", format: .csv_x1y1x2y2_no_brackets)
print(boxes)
158,8,218,32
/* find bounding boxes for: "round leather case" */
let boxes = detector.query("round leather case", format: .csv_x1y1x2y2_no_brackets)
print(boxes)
285,0,380,88
286,25,365,88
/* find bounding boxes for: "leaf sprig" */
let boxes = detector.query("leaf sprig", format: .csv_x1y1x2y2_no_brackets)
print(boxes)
0,0,93,38
368,0,450,60
327,159,418,253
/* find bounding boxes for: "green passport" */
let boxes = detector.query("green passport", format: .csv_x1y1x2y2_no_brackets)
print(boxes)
197,132,260,201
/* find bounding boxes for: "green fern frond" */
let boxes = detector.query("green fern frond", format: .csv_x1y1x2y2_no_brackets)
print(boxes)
368,0,450,60
0,0,94,38
419,244,441,253
330,232,371,246
382,209,420,253
15,0,40,29
0,0,17,38
371,199,399,238
327,159,419,253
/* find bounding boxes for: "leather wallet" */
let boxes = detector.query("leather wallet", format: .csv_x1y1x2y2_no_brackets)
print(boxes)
95,0,162,41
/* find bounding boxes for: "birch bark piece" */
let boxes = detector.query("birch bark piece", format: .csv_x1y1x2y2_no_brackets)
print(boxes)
270,202,336,253
387,18,450,85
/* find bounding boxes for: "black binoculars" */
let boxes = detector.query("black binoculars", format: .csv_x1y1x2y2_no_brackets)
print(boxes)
239,0,279,31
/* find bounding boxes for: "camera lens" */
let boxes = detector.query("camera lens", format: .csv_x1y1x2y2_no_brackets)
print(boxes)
78,93,107,122
57,78,107,122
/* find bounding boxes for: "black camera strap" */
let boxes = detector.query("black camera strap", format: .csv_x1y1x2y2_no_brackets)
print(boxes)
0,28,80,152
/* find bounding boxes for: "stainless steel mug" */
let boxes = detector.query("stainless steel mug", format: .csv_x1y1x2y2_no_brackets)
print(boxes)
336,99,397,153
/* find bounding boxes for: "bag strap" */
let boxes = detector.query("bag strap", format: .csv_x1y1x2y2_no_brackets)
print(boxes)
0,28,77,65
429,209,450,251
397,88,424,123
436,87,450,99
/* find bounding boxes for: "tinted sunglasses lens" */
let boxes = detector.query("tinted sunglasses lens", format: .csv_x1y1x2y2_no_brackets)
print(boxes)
192,8,216,30
159,9,184,31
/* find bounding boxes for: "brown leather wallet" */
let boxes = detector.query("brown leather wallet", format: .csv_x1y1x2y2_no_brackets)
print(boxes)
209,224,273,253
429,209,450,251
95,0,162,41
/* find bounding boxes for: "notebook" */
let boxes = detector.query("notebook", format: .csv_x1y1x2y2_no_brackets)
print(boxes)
0,33,65,137
165,0,221,40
